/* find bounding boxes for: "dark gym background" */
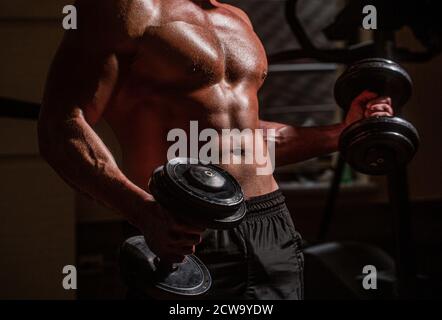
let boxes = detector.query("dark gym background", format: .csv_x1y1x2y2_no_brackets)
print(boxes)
0,1,441,299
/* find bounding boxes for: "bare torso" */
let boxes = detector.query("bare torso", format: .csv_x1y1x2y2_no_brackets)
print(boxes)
103,0,278,197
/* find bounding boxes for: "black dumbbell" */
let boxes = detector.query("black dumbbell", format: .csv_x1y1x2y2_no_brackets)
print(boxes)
119,158,246,299
335,58,420,175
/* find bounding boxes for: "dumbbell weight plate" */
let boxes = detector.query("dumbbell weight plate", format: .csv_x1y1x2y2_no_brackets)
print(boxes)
339,117,419,175
121,159,247,298
119,236,212,298
334,58,413,111
149,158,246,229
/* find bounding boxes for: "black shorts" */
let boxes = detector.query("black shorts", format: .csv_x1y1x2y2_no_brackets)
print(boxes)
196,189,304,300
120,190,304,300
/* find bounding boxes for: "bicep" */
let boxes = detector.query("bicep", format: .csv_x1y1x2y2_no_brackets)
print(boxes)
41,35,119,126
41,0,143,125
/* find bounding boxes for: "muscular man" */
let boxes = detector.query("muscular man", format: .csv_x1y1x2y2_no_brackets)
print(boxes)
38,0,393,299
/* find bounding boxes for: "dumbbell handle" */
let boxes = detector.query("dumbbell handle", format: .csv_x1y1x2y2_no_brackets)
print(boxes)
362,95,394,118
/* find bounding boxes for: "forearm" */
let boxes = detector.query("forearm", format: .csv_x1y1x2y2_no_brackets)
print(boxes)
260,120,346,167
38,115,152,226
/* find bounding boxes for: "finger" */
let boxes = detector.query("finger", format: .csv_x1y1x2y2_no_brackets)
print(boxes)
172,220,206,235
351,90,379,107
368,103,393,112
152,203,174,223
365,104,394,118
167,244,195,257
367,96,392,108
382,103,393,115
175,233,202,246
367,112,392,117
176,245,196,256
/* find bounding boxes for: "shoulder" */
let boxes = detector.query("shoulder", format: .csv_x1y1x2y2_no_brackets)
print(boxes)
218,3,254,28
72,0,159,49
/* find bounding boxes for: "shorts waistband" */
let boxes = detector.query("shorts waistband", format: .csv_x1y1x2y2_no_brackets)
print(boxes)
245,189,286,216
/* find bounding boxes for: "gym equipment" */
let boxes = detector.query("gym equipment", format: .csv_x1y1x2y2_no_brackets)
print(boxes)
334,58,412,111
149,158,246,230
304,242,396,300
339,117,419,175
315,58,420,298
120,158,246,299
269,0,441,64
275,0,433,299
335,58,419,175
0,97,40,120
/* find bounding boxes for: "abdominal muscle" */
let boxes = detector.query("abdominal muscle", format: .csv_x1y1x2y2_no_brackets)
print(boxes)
105,100,279,198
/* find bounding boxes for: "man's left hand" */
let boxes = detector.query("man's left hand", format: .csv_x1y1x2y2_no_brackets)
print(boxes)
344,90,394,127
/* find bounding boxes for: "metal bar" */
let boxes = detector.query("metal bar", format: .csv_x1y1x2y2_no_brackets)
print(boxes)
261,104,337,114
268,63,338,73
0,97,40,120
0,17,61,23
387,167,417,299
317,156,346,241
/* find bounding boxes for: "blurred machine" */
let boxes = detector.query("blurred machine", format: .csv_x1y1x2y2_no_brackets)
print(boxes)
271,0,441,299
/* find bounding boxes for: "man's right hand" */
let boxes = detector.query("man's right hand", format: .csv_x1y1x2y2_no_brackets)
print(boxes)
136,201,205,264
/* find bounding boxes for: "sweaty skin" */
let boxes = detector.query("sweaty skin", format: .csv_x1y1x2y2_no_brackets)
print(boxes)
38,0,393,262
